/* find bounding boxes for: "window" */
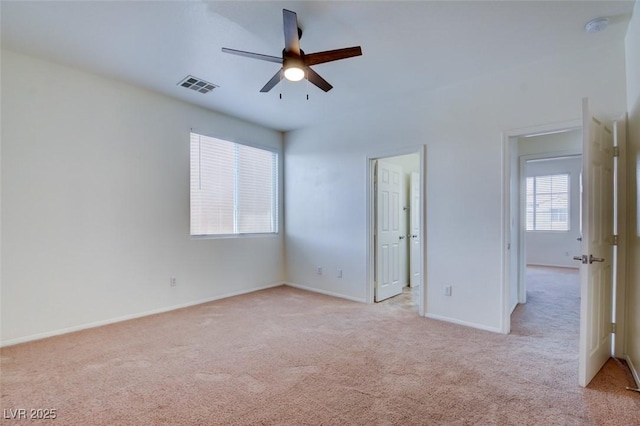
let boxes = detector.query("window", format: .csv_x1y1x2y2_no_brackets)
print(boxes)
190,132,278,236
526,173,569,231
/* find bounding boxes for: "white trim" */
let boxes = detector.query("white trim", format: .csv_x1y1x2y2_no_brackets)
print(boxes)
505,120,582,139
613,115,628,359
626,355,640,388
425,313,503,334
0,282,285,348
510,300,518,315
284,282,367,303
501,132,513,334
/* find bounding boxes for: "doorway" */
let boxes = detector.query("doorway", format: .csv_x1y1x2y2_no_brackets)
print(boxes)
366,147,425,316
503,108,627,387
503,121,582,333
521,152,583,298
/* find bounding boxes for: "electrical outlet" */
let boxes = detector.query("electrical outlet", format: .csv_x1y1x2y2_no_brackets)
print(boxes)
444,285,452,296
170,277,177,287
317,266,322,275
337,269,343,278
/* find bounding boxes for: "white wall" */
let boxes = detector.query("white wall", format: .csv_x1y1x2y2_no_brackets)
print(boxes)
0,50,284,345
524,156,582,268
624,0,640,385
285,41,627,332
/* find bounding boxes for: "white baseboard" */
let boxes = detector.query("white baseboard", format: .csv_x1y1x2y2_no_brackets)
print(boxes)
626,355,640,388
425,313,502,334
0,282,285,348
285,282,366,303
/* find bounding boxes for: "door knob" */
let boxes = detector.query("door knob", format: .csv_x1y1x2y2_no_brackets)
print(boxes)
411,235,418,238
589,254,605,263
577,237,582,241
573,254,605,264
399,235,405,240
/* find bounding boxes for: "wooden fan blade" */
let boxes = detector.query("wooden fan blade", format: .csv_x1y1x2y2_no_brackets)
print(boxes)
222,48,282,64
283,9,300,55
260,69,284,92
306,67,333,92
304,46,362,66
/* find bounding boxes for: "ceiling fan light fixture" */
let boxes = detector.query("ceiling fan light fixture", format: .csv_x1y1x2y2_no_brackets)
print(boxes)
284,64,305,82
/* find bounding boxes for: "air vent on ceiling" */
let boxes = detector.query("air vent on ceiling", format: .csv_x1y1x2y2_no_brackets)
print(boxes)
177,75,218,94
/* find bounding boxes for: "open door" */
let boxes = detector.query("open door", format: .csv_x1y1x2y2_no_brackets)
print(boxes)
409,172,421,287
577,98,614,387
375,160,404,302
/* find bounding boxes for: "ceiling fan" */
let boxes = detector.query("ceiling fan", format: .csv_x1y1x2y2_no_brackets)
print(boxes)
222,9,362,93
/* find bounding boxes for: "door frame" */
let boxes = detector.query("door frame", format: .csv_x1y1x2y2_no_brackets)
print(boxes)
501,119,581,334
611,116,628,359
366,145,427,316
503,115,628,354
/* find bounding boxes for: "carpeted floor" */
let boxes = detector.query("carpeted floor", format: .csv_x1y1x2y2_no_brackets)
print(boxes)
1,266,638,425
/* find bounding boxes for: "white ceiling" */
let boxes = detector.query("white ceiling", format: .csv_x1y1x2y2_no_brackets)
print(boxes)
1,1,634,132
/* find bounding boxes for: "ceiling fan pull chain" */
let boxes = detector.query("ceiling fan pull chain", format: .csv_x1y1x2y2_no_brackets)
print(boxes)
306,71,309,100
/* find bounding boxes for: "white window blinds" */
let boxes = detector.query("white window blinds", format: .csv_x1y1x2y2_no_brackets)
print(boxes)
190,132,278,236
526,173,569,231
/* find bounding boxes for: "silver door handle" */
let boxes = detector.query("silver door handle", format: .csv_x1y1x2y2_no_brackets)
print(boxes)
589,255,605,263
411,235,418,238
399,235,405,240
573,255,587,264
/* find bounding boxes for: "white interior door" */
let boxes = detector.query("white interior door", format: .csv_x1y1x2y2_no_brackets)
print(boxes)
399,173,409,288
375,160,404,302
409,172,421,287
578,98,614,387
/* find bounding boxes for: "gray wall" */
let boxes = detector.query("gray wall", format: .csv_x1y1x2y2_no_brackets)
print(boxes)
1,50,285,345
284,40,627,332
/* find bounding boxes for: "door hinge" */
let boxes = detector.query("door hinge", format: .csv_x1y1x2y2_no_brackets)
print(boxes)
613,235,619,246
611,322,617,334
613,146,620,157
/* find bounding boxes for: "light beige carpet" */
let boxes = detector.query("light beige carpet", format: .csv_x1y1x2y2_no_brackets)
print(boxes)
1,266,638,425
